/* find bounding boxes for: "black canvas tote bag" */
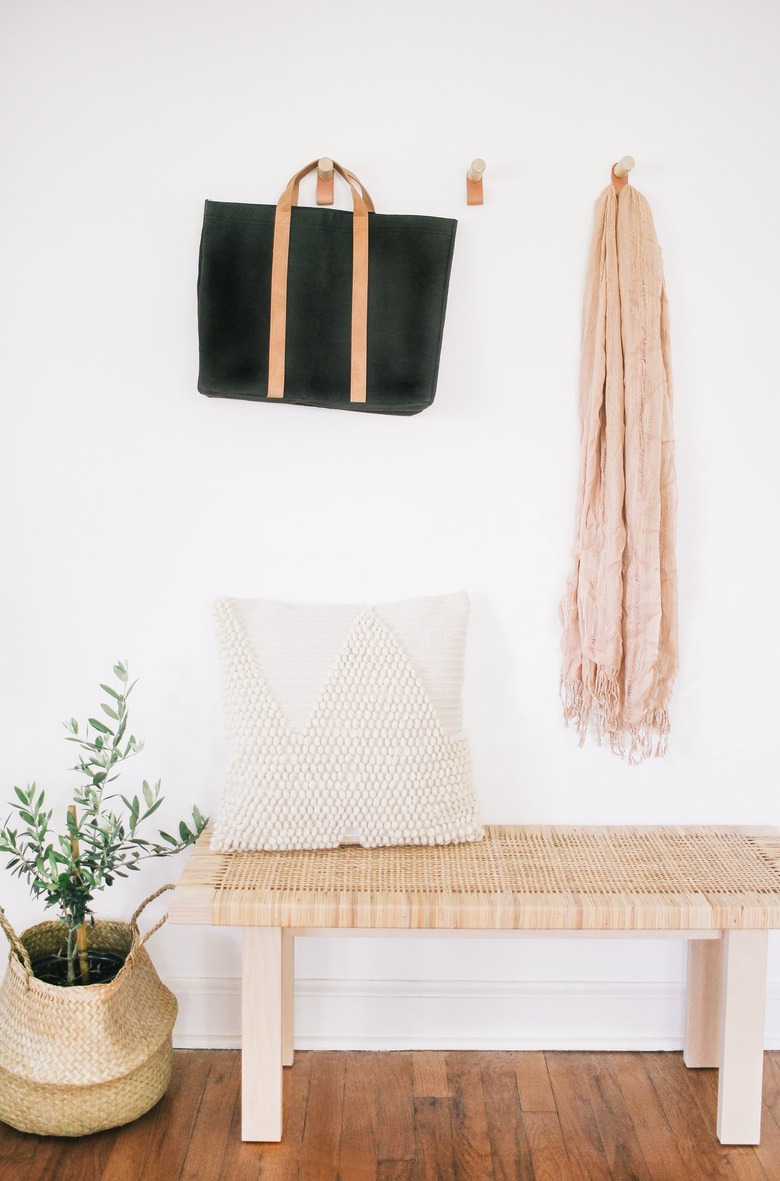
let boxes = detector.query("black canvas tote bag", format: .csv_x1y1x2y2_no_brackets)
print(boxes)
197,159,457,415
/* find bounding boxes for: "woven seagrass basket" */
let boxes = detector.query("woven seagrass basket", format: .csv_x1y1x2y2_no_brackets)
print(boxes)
0,885,177,1137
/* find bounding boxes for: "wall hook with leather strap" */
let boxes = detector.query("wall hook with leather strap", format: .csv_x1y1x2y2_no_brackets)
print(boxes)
466,158,486,205
316,157,335,205
611,155,635,193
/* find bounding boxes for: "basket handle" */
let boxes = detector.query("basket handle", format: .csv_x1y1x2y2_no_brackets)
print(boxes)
130,883,174,946
268,158,373,406
0,905,34,981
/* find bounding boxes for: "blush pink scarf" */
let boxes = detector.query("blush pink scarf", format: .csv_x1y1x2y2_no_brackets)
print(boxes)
561,182,678,762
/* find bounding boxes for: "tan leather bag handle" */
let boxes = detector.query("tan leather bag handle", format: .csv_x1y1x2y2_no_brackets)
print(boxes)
268,159,375,404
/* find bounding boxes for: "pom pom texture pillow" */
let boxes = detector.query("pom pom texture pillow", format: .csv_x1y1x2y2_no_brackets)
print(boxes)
211,593,483,850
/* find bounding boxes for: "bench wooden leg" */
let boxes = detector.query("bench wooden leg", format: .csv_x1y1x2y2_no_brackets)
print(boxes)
716,929,768,1145
241,927,283,1141
684,938,722,1068
282,930,295,1067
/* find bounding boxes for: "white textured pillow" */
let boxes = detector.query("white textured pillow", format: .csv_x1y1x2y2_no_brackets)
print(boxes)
211,593,483,851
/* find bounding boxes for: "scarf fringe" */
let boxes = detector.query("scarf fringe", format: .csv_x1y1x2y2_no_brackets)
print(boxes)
561,676,670,764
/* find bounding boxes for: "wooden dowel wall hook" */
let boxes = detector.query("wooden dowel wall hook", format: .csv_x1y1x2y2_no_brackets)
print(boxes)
466,158,486,205
317,156,335,206
611,155,636,193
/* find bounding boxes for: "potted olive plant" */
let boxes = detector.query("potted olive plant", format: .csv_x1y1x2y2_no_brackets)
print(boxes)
0,662,208,1137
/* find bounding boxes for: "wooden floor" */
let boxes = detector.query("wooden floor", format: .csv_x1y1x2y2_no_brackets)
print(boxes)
3,1050,780,1180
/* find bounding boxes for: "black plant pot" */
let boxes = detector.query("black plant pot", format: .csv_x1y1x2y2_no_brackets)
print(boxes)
30,948,126,987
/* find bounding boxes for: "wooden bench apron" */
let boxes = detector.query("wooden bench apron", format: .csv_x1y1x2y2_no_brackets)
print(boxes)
168,825,780,1145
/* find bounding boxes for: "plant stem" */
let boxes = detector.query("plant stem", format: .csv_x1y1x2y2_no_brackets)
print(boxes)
66,928,76,986
68,805,90,985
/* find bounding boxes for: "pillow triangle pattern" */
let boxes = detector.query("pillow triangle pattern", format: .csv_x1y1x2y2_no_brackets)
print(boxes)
212,597,483,850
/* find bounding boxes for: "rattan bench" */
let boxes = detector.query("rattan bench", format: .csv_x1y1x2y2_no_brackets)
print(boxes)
168,824,780,1145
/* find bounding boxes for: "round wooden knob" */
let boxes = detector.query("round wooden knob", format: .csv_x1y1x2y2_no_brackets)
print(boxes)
467,158,486,182
317,157,334,178
613,155,636,179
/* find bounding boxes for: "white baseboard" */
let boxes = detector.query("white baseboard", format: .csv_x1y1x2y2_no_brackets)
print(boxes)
170,976,780,1051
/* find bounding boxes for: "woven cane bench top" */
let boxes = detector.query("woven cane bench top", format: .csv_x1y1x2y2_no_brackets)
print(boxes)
168,825,780,931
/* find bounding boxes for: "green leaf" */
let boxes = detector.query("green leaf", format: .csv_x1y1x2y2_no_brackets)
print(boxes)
179,821,192,843
18,810,35,826
13,786,28,805
143,798,163,819
159,831,177,845
100,684,123,702
88,718,112,735
101,704,119,721
142,781,154,809
113,663,128,683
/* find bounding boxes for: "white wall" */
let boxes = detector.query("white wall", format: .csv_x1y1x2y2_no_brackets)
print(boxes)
2,0,779,1050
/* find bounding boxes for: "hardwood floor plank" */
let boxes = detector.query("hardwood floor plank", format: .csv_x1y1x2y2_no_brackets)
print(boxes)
0,1129,63,1181
643,1053,736,1181
514,1051,556,1113
213,1083,262,1181
686,1067,770,1181
523,1111,571,1181
684,1067,734,1143
750,1106,780,1181
579,1052,653,1181
479,1051,534,1181
299,1050,346,1181
99,1049,212,1181
339,1052,379,1180
49,1128,119,1181
180,1051,240,1181
232,1051,313,1181
412,1052,449,1098
377,1163,415,1181
0,1138,35,1181
412,1097,455,1181
446,1051,494,1181
747,1059,780,1178
375,1052,416,1163
6,1050,780,1181
761,1054,780,1127
0,1098,121,1180
545,1052,612,1180
609,1051,692,1181
721,1147,770,1181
